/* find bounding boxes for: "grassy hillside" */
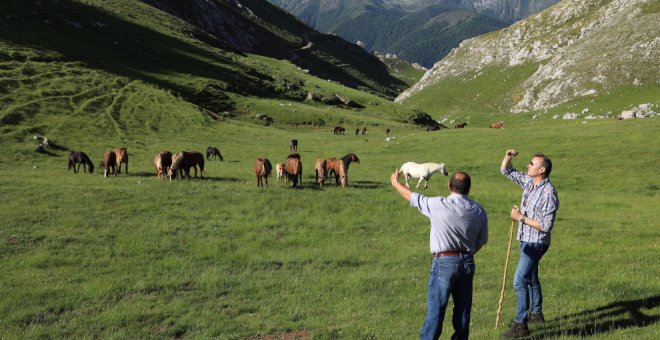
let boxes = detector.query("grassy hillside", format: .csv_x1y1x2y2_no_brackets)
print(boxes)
0,0,407,117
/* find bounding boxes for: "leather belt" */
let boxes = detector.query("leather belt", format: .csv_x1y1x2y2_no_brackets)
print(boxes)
432,251,467,257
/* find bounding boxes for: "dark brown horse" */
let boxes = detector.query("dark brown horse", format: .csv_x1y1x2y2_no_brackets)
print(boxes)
285,154,303,187
170,151,205,179
206,146,223,161
326,153,360,186
254,158,273,187
154,151,173,180
114,147,128,174
455,122,468,128
101,150,117,178
333,126,345,135
289,139,298,152
68,151,94,174
315,159,327,188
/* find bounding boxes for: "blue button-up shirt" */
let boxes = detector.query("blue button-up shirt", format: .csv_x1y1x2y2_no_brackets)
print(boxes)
410,192,488,254
501,167,559,245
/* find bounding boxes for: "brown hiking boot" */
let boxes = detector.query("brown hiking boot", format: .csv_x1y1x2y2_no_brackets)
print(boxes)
502,321,530,338
529,312,545,324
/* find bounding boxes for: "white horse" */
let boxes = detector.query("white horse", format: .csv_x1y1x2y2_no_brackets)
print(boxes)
399,162,448,189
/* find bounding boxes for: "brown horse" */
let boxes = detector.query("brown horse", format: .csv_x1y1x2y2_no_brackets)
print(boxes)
206,146,223,161
315,159,327,188
326,153,360,186
289,139,298,152
154,151,173,180
68,151,94,174
333,126,345,135
100,150,117,178
455,122,468,129
285,154,303,187
114,147,128,174
490,121,505,129
254,158,273,187
169,151,205,179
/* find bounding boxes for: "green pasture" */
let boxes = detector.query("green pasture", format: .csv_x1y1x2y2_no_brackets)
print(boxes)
1,111,658,338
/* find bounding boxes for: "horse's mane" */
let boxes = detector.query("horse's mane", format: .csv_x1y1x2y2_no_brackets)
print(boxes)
287,153,301,159
171,152,184,169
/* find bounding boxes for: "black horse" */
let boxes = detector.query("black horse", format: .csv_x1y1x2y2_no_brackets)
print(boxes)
206,146,224,161
68,151,94,174
289,139,298,152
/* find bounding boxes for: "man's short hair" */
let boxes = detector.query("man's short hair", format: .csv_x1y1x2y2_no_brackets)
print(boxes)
450,172,471,195
535,153,552,178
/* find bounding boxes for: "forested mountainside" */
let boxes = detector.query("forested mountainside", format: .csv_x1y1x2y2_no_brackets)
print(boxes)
397,0,660,114
268,0,559,67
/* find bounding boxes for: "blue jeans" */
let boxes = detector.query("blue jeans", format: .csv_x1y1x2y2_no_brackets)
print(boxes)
513,242,549,323
420,254,475,340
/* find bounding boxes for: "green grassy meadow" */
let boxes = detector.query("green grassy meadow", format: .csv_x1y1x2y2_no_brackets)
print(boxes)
1,111,658,338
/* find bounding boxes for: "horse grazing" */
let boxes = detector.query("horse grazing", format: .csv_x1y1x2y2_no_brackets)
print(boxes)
254,158,273,187
206,146,223,161
333,126,345,135
455,122,468,129
315,159,327,188
169,151,205,179
100,150,117,178
289,139,298,152
68,151,95,174
276,162,287,183
154,151,173,180
326,153,360,187
114,148,128,174
399,162,448,189
490,121,505,129
285,154,303,187
362,127,367,135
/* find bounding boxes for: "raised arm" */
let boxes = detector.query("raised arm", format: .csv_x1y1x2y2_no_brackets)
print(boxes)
501,149,518,171
391,169,412,202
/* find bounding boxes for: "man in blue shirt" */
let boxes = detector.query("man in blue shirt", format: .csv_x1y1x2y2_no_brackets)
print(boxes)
500,150,559,338
391,170,488,340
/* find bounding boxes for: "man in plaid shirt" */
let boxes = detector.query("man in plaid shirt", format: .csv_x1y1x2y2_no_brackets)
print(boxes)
500,150,559,338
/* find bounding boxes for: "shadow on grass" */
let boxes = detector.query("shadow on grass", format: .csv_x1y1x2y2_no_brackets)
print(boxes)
529,295,660,339
351,181,387,189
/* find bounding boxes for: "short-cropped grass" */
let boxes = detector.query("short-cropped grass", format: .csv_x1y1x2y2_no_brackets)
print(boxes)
1,114,658,338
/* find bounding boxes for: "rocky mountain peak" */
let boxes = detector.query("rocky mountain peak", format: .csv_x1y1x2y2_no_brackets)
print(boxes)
396,0,660,112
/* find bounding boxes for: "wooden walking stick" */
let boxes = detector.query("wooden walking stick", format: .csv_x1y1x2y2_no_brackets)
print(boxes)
495,218,516,329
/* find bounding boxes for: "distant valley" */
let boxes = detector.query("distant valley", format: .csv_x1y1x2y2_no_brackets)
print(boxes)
268,0,560,67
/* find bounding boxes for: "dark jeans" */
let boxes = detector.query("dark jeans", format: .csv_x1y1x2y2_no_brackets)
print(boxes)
420,254,475,340
513,241,549,323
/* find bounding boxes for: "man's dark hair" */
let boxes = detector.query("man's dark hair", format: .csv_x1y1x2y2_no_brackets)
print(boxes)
535,153,552,178
450,172,471,195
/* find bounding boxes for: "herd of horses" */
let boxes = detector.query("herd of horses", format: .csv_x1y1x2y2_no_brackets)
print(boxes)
66,122,510,187
256,152,361,188
68,147,127,178
68,147,221,180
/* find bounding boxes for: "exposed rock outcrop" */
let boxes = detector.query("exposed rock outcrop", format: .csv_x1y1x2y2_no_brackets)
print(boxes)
397,0,660,112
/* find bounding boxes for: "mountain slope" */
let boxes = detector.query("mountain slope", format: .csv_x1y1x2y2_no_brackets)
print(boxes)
397,0,660,113
268,0,559,67
0,0,406,115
